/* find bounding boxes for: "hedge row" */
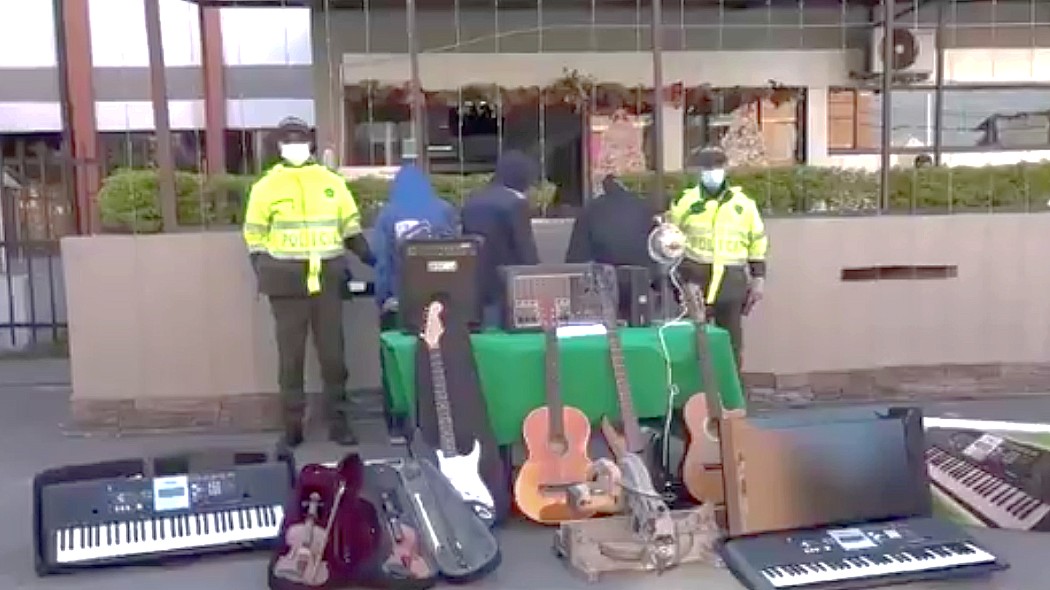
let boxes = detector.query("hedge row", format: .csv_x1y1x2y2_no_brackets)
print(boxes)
98,162,1050,233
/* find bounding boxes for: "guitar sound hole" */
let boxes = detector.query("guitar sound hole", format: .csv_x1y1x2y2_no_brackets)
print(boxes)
548,438,568,455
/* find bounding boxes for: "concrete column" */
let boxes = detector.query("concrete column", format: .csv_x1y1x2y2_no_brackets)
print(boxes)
56,0,101,234
662,104,684,171
806,85,829,166
199,5,227,176
310,7,341,166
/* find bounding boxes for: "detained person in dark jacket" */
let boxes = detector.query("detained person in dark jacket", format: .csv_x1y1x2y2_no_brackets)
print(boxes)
566,175,659,320
372,164,458,330
461,150,541,326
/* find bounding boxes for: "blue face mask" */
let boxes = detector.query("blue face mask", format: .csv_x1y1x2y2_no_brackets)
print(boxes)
700,169,726,193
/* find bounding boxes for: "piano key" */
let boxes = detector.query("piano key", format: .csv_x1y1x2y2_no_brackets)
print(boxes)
53,505,285,565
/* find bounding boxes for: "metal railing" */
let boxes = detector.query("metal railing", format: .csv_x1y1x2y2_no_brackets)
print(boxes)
0,136,72,354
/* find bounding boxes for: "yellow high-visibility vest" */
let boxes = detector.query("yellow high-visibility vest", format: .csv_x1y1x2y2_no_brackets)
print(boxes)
242,163,362,294
668,185,768,303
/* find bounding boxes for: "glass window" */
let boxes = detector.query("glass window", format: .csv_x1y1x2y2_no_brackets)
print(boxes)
685,88,805,166
940,88,1050,148
826,88,934,152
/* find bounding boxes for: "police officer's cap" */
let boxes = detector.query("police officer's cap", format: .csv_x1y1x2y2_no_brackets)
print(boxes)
276,117,312,143
694,146,728,170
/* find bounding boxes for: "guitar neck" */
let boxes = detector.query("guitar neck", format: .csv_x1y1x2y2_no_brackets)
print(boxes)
686,290,725,420
544,327,566,441
426,346,459,455
608,326,644,453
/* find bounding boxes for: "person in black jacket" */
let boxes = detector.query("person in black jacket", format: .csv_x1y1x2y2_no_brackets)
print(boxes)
566,175,659,320
461,151,540,326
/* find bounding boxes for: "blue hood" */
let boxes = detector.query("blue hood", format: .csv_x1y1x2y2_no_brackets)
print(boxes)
371,165,458,306
493,150,536,193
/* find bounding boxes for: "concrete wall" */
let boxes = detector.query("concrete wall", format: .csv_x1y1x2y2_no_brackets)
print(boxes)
62,213,1050,430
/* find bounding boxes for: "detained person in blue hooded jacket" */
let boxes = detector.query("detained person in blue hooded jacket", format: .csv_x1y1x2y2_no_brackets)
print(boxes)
373,164,458,330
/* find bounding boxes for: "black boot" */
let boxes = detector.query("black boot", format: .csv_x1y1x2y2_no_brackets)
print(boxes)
282,402,305,447
325,397,358,446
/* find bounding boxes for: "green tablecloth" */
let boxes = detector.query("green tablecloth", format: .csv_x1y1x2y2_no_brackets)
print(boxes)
380,324,745,446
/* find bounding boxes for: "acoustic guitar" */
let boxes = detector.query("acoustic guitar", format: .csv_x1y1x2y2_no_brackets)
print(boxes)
417,300,496,524
680,283,745,505
514,297,594,524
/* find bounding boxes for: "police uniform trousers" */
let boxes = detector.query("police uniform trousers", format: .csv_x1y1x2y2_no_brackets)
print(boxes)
678,259,748,370
257,255,348,423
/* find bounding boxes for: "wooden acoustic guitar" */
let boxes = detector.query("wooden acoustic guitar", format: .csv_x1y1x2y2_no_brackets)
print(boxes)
680,283,745,505
416,300,496,524
514,298,594,524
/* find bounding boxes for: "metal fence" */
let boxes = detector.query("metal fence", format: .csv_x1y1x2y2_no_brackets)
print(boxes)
0,135,72,353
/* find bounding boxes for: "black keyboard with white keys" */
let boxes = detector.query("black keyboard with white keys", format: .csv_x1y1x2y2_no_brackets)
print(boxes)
924,428,1050,531
33,448,294,575
720,516,1006,590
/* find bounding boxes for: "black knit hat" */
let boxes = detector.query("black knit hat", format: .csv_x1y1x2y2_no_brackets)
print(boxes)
694,146,728,170
275,117,312,143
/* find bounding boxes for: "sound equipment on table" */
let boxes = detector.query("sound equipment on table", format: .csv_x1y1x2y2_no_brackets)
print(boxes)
615,265,654,328
514,295,597,524
34,446,294,575
680,280,745,506
400,237,481,333
413,300,497,525
718,407,1008,589
924,427,1050,531
500,263,609,331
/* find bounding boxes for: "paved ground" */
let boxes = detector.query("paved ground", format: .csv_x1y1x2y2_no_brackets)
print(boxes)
3,359,1050,589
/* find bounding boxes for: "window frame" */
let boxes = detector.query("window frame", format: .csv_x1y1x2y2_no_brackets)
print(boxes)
827,83,1050,155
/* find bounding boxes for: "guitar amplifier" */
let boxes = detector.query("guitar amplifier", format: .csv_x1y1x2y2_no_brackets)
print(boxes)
500,263,614,331
399,238,481,333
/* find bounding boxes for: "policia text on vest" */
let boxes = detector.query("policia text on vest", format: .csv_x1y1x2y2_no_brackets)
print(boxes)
668,183,768,368
243,160,374,446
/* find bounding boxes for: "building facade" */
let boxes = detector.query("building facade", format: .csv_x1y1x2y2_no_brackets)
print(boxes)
311,0,1050,184
0,0,313,178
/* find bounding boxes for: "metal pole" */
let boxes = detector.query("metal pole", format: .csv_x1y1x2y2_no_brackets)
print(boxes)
879,0,895,211
650,0,666,209
406,0,428,171
144,0,178,231
51,0,78,233
932,0,946,166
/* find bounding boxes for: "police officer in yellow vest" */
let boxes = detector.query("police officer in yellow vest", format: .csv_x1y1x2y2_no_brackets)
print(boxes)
243,117,375,447
669,146,768,369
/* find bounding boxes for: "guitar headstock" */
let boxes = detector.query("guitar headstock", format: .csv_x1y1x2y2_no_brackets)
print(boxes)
421,301,445,348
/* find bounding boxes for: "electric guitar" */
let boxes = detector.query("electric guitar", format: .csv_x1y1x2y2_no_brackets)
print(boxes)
417,300,496,524
514,297,595,524
680,282,745,505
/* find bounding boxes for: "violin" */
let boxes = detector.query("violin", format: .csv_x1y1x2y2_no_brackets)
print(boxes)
380,491,433,579
274,484,346,586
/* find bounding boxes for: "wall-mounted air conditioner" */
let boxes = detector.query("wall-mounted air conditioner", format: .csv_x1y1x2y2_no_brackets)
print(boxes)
869,27,938,76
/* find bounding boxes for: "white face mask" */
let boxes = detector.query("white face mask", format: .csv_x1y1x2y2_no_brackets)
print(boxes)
280,142,312,166
700,168,726,192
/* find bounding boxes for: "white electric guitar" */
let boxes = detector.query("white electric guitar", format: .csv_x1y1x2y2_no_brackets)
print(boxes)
417,301,496,524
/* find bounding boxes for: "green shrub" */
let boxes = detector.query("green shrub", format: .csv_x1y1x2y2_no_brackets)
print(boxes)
98,162,1050,233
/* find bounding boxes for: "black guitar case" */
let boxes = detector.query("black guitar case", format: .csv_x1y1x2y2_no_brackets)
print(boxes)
412,308,510,524
395,456,501,584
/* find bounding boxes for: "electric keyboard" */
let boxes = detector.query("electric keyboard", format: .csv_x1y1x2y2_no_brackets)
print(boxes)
33,447,295,575
720,517,1007,590
925,428,1050,531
